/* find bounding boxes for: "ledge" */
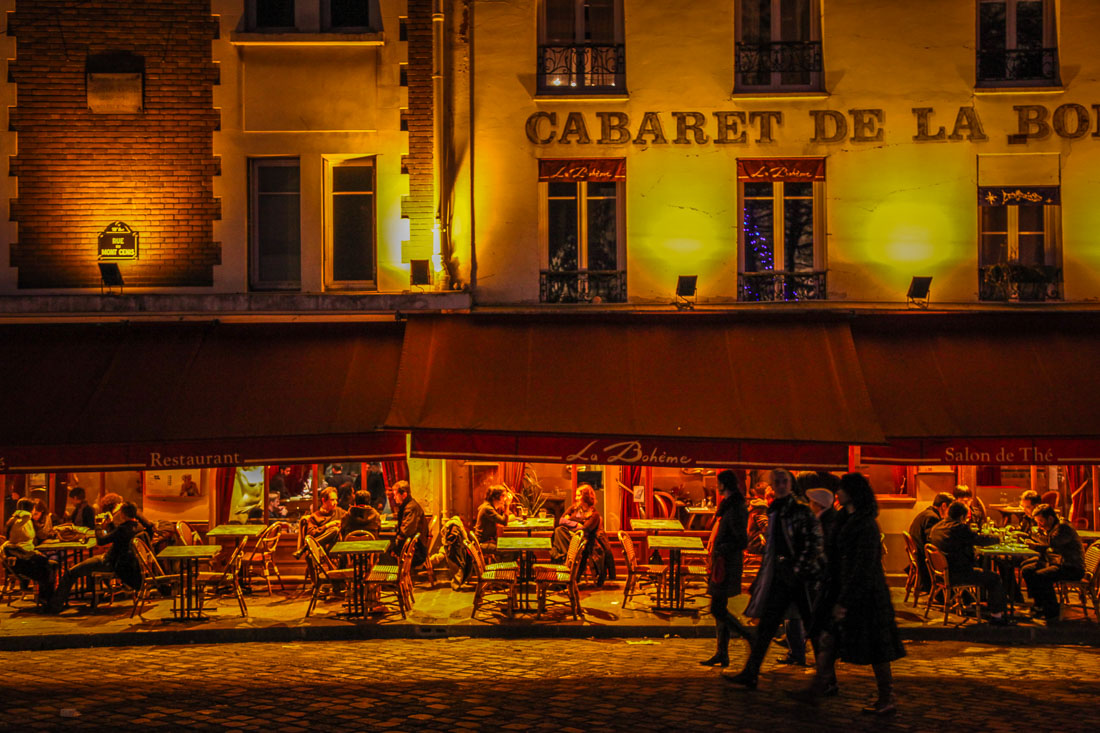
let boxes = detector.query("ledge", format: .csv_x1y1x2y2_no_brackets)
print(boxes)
729,90,830,101
533,93,630,102
973,85,1065,95
229,31,384,46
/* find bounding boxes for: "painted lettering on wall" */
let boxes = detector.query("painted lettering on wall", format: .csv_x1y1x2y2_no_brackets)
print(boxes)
525,104,1100,146
942,446,1056,464
149,451,242,468
564,439,693,466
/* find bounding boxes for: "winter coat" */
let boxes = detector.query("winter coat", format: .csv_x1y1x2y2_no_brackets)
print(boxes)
744,495,824,618
832,511,905,665
708,495,748,596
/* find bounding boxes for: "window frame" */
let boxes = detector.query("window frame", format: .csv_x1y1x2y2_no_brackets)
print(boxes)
735,0,823,92
976,0,1058,87
245,0,383,33
248,156,302,292
324,156,379,291
537,0,626,94
977,188,1062,301
737,179,826,275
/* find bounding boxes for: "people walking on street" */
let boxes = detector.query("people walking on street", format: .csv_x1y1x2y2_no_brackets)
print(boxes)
724,468,824,690
700,470,752,667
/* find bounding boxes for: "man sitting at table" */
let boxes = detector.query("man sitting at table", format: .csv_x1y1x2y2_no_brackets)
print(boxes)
2,498,58,605
927,501,1007,623
1015,490,1041,536
474,486,511,557
953,485,987,527
908,492,953,593
393,481,430,567
49,502,144,613
1021,504,1085,622
300,487,346,555
341,490,382,539
65,486,96,530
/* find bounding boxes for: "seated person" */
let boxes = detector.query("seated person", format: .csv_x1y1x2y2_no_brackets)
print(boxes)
300,488,346,554
550,484,601,566
179,474,200,497
341,490,382,539
907,492,953,592
1015,490,1041,536
1021,504,1086,621
30,498,58,543
65,486,96,530
98,493,157,539
953,485,987,527
393,481,430,568
474,486,511,556
927,501,1007,623
2,498,58,604
50,502,144,612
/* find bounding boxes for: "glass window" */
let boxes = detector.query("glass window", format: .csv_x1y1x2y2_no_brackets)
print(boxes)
978,192,1061,301
326,160,377,289
256,0,296,29
542,173,624,303
539,1,624,92
737,0,820,90
328,0,373,29
977,0,1057,85
249,158,301,291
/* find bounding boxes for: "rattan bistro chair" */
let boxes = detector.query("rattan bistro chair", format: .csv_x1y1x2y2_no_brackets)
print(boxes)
195,540,249,618
618,531,666,607
533,530,585,619
363,533,418,618
902,531,922,608
176,520,202,546
244,521,291,595
303,536,353,617
466,538,517,619
924,544,982,625
131,536,179,618
1056,543,1100,621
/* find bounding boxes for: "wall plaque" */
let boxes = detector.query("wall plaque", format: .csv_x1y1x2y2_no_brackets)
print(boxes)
97,221,139,260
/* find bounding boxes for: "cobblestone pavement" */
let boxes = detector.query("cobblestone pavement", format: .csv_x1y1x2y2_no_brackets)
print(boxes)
1,638,1097,732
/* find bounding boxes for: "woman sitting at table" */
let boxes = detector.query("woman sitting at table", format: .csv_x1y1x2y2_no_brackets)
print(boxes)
474,486,511,557
550,484,601,566
2,498,58,605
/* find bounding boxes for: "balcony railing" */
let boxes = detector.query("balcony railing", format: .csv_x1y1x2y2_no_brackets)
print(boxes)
978,264,1062,302
537,43,626,94
540,270,627,304
977,47,1059,85
735,41,823,88
738,270,827,302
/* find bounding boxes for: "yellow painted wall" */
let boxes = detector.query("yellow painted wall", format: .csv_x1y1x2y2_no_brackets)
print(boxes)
463,0,1100,305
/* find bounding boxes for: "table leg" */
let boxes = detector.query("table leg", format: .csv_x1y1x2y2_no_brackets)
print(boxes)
671,549,683,609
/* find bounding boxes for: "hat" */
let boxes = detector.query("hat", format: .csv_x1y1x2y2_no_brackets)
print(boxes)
806,488,834,510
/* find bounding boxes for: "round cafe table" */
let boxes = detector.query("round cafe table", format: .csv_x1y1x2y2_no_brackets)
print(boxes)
977,543,1039,618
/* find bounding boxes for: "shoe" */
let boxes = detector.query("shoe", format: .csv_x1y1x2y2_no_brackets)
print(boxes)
699,654,730,668
861,695,897,716
722,669,758,690
775,654,808,667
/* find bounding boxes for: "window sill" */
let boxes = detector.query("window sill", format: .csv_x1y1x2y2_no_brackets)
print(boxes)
730,90,829,100
230,31,384,46
534,93,630,102
973,85,1064,95
876,496,917,508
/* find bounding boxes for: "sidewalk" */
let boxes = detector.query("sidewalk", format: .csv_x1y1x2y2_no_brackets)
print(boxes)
2,581,1097,651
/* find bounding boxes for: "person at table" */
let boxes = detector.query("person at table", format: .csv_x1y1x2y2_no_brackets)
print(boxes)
393,481,430,567
953,485,987,527
326,466,355,511
725,468,824,691
793,473,905,715
550,484,601,565
49,502,144,613
303,487,346,553
700,470,751,668
926,501,1008,624
366,462,387,512
1021,504,1085,622
2,498,58,605
1015,490,1041,536
341,490,382,539
65,486,96,530
474,486,511,557
30,498,58,543
907,492,953,593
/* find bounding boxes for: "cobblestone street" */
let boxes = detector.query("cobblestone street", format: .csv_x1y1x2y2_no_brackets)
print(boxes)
1,638,1097,732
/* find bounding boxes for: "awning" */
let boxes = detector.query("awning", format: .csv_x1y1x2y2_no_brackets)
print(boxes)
0,321,407,472
853,314,1100,465
387,315,884,468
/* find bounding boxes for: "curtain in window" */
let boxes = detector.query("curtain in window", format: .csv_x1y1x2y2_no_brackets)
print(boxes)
585,0,616,42
501,462,526,492
215,468,237,525
619,465,643,525
382,460,409,487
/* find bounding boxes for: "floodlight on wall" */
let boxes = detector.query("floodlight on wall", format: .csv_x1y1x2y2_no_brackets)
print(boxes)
98,262,124,295
675,275,698,310
410,259,432,287
907,276,932,309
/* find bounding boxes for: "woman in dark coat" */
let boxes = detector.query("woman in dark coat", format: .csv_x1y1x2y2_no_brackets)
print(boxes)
699,470,751,667
797,472,905,715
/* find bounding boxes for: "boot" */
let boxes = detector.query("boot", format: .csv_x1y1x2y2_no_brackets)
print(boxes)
721,667,758,690
700,624,730,667
862,663,897,715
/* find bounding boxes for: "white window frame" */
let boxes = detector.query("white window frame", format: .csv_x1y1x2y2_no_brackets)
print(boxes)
978,0,1056,52
979,201,1061,267
737,179,826,274
324,157,378,291
539,180,625,274
249,157,302,292
735,0,822,91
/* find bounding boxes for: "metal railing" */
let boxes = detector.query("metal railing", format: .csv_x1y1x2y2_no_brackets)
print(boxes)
537,43,626,94
978,264,1062,302
977,47,1059,85
738,270,827,302
735,41,823,88
540,270,627,304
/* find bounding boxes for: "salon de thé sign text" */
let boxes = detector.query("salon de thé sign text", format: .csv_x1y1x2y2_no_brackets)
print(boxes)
526,104,1100,146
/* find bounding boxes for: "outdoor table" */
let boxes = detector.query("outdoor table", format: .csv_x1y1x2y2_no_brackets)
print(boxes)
38,538,96,600
977,544,1039,618
647,535,704,611
329,540,389,618
158,544,222,621
630,518,685,534
379,519,398,534
685,506,716,530
1078,529,1100,545
989,504,1027,527
502,517,555,536
497,536,552,612
207,524,267,592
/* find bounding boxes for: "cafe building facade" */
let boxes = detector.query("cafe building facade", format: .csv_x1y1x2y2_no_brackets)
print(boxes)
3,1,1100,572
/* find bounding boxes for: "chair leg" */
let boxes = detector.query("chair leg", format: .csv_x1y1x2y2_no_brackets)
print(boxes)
234,580,248,618
471,584,482,618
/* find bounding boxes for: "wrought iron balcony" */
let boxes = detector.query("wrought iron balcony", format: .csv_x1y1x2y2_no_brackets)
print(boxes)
537,43,626,94
738,270,827,302
977,47,1059,85
540,270,627,304
978,264,1062,302
735,41,823,88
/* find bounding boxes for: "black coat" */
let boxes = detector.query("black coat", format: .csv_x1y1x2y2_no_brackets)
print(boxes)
832,511,905,666
708,495,748,596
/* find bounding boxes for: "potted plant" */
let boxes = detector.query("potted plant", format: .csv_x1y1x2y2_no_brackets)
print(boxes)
514,465,547,518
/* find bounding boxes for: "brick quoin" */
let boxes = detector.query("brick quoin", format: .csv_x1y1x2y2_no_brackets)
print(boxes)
8,0,220,288
403,0,434,262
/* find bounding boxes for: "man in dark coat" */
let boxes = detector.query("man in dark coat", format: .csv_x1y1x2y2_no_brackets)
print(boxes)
65,486,96,530
50,502,144,612
927,501,1007,621
341,490,382,538
700,470,751,668
366,462,387,512
393,481,430,567
1021,504,1086,621
907,492,953,592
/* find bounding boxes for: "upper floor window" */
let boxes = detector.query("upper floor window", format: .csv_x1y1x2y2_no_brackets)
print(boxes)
977,0,1058,86
539,159,626,303
538,0,625,94
249,158,301,291
978,186,1062,301
736,0,822,92
245,1,382,33
737,158,826,302
325,158,377,290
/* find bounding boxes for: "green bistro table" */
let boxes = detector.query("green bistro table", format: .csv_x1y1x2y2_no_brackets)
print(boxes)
977,544,1040,618
647,535,704,611
329,540,390,618
1078,530,1100,545
158,544,222,621
498,536,552,612
379,519,398,535
502,517,555,536
630,518,685,534
207,523,268,593
685,506,717,530
38,538,97,601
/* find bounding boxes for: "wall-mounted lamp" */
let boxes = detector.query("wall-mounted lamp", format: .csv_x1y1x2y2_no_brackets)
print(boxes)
98,262,124,295
907,276,932,309
675,275,697,310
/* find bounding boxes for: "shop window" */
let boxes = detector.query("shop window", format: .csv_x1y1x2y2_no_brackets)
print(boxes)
249,158,302,291
977,0,1058,86
735,0,822,91
737,158,826,301
325,158,377,290
978,185,1062,301
86,52,144,114
538,0,625,94
539,158,626,303
244,1,382,32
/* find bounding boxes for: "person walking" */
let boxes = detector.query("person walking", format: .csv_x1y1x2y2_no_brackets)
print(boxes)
794,472,905,715
724,468,824,689
699,470,752,667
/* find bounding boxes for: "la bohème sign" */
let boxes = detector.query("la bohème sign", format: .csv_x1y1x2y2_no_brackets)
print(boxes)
525,104,1099,145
